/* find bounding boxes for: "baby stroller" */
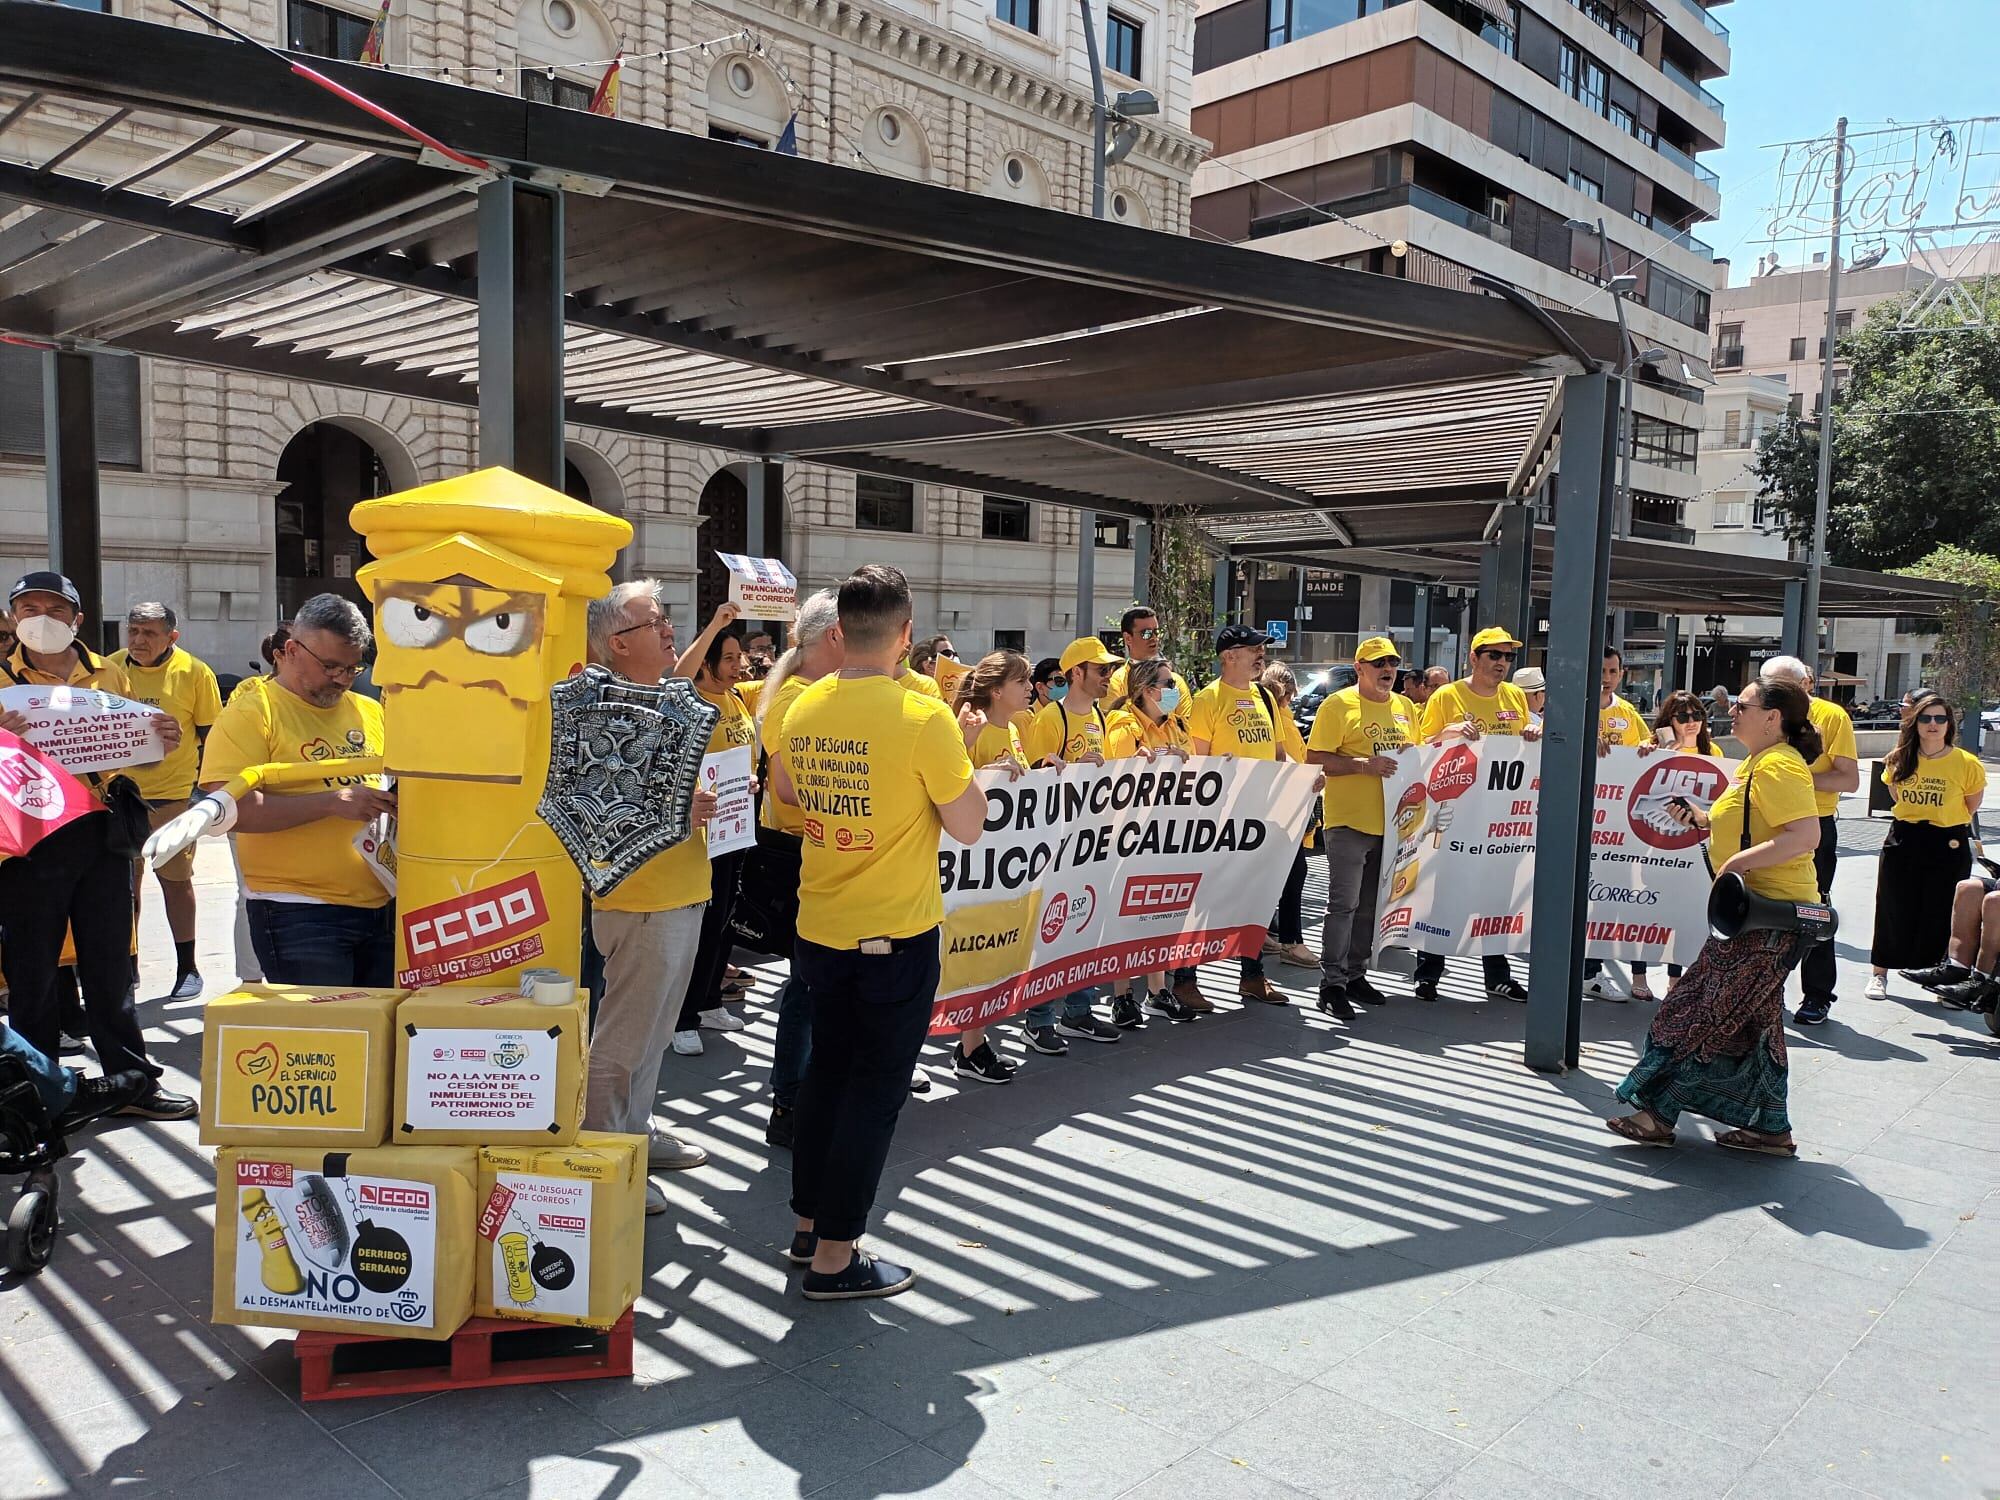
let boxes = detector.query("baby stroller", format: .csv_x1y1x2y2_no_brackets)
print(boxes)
0,1051,62,1274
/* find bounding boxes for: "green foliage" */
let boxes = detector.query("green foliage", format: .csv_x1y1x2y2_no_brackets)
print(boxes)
1753,276,2000,568
1892,544,2000,712
1130,509,1216,689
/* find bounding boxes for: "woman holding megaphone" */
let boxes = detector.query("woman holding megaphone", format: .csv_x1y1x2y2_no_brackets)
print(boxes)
1606,679,1824,1158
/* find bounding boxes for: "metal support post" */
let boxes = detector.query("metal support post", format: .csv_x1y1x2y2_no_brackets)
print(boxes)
43,349,102,635
1663,614,1681,697
1802,116,1847,675
1076,509,1097,639
477,178,565,486
1410,586,1432,670
1526,371,1619,1073
1211,554,1229,627
1130,519,1152,606
1780,579,1806,659
1494,504,1533,651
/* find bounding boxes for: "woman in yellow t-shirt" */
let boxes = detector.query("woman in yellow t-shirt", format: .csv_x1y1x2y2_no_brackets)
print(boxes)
1868,691,1985,992
1608,678,1824,1157
1101,657,1198,1025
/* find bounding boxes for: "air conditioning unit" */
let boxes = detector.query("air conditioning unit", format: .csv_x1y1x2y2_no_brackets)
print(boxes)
1487,196,1510,227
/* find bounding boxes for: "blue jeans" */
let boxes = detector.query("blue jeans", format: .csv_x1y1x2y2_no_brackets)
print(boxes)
1024,987,1098,1028
771,975,812,1111
247,901,395,988
2,1023,75,1117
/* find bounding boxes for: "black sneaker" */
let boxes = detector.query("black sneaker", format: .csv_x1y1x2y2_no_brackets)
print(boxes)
1903,960,1970,991
1794,996,1833,1026
1413,978,1440,1003
1111,994,1146,1030
909,1067,933,1095
765,1106,796,1150
1144,989,1196,1022
785,1230,818,1265
58,1032,87,1056
1315,983,1354,1020
1348,976,1389,1007
1935,975,1993,1012
952,1041,1016,1084
56,1069,151,1131
1024,1025,1068,1056
116,1086,196,1121
1054,1013,1121,1044
802,1249,916,1301
1488,978,1529,1004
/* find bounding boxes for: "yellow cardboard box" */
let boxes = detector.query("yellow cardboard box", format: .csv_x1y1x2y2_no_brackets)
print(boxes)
200,986,410,1148
393,987,588,1145
212,1145,475,1341
474,1132,645,1328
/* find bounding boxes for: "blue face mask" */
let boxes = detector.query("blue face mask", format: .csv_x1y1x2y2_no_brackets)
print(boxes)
1157,686,1182,714
1047,682,1069,703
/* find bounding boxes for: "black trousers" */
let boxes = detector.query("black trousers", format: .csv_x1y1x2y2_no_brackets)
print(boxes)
1273,844,1312,945
1414,951,1513,987
1798,814,1839,1005
0,814,157,1079
676,849,746,1031
789,931,939,1242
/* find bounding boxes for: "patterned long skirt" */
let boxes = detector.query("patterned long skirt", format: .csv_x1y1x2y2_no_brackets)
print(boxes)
1615,928,1803,1135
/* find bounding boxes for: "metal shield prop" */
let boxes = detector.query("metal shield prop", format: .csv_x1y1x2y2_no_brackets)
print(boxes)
539,666,721,898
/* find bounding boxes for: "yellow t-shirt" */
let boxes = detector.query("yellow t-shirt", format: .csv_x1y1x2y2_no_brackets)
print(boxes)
110,647,223,801
1187,679,1279,760
736,678,764,715
758,673,812,834
1105,706,1191,759
1107,661,1192,728
1805,697,1858,818
199,680,388,908
594,823,712,914
971,719,1028,770
1887,746,1985,828
1421,679,1532,741
1707,744,1821,903
1307,687,1417,835
1599,693,1648,748
1275,710,1307,765
699,683,758,755
4,643,128,695
785,675,974,948
1025,698,1109,765
899,668,944,702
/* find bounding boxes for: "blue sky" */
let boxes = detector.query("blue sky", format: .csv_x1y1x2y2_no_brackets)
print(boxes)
1701,0,1996,285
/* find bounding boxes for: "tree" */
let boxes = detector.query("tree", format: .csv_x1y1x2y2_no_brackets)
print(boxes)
1136,508,1217,689
1892,544,2000,714
1753,276,2000,569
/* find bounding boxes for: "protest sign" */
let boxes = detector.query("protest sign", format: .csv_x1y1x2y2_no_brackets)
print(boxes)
701,744,756,857
0,683,167,774
714,553,797,622
1374,743,1730,969
932,757,1318,1033
0,728,98,856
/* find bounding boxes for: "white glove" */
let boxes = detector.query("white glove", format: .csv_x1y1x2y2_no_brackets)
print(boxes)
143,789,238,871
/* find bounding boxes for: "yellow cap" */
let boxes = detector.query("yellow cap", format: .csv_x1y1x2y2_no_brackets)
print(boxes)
1469,626,1524,653
1356,636,1399,663
1059,636,1118,672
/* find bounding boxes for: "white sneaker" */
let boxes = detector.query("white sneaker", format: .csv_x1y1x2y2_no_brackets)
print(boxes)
647,1126,708,1170
644,1180,668,1216
697,1006,746,1032
671,1029,704,1056
1863,974,1889,1001
1582,976,1629,1003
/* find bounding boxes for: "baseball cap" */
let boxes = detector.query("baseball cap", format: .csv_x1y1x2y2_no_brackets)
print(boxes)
1469,625,1524,653
8,570,81,610
1214,624,1272,654
1512,667,1547,692
1059,636,1118,672
1356,636,1399,664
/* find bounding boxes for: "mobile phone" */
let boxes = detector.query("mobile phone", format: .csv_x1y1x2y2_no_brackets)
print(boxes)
1667,795,1693,816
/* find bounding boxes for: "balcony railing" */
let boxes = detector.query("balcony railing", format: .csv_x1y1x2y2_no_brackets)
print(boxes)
1659,220,1715,258
1248,183,1509,243
1659,56,1725,118
1656,136,1721,190
1666,0,1728,42
1714,345,1745,370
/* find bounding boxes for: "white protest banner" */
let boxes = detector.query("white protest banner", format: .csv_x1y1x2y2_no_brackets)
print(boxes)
932,757,1318,1034
701,744,756,857
0,683,166,775
1373,742,1731,969
714,553,798,622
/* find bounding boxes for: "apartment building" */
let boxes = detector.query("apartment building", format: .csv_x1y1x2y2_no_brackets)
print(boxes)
0,0,1206,671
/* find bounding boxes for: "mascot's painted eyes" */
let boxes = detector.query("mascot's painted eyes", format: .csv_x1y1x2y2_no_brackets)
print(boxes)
465,609,536,656
382,597,450,649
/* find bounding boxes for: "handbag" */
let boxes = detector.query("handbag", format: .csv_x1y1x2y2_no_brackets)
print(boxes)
729,824,801,958
100,774,153,859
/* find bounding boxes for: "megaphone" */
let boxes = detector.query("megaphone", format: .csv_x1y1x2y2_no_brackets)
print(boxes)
1707,872,1838,945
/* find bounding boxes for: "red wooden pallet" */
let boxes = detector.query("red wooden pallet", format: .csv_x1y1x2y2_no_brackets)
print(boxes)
292,1310,634,1401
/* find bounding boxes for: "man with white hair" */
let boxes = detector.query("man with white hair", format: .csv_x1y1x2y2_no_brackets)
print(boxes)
1761,654,1858,1024
583,582,718,1207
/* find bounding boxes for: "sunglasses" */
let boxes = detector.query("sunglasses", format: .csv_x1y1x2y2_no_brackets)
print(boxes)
1915,712,1951,725
1133,627,1158,640
1367,656,1402,669
1671,709,1704,723
1476,650,1518,663
938,647,959,660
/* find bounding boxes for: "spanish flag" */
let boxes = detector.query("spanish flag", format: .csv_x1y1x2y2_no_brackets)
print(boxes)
588,52,622,117
356,0,392,64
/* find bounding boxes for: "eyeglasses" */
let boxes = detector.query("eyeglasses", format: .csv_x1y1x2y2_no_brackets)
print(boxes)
938,647,959,660
290,639,364,680
1133,627,1159,640
1728,699,1764,716
1671,709,1705,723
611,613,670,639
1915,712,1951,725
1476,650,1518,663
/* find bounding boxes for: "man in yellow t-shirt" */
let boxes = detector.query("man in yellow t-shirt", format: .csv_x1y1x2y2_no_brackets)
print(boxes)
1414,625,1541,1004
200,594,394,989
1306,636,1416,1020
573,582,720,1189
769,564,987,1302
1597,646,1649,750
113,602,223,1001
1760,655,1858,1024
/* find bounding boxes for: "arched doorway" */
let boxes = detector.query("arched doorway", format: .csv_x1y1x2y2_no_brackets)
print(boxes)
694,463,787,622
274,422,394,620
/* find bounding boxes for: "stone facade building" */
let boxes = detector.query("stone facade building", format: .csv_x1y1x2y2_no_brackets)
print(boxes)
0,0,1205,672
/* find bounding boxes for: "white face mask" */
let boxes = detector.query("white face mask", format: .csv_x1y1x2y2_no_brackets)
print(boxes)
14,614,77,654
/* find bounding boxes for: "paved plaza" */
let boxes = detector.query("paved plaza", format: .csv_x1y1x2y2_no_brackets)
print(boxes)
2,788,1996,1500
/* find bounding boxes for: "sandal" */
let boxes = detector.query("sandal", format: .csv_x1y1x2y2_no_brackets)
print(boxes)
1629,978,1654,1002
1715,1129,1798,1158
1605,1114,1676,1147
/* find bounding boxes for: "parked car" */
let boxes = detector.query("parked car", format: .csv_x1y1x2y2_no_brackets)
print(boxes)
1289,664,1357,733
